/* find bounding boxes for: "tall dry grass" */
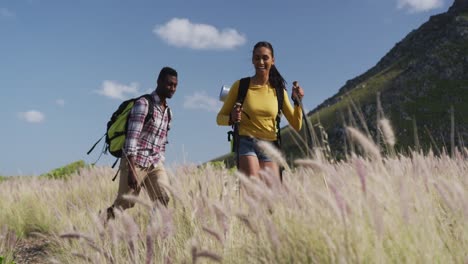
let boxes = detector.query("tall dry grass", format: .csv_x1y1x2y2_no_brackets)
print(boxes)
1,151,466,263
1,126,467,263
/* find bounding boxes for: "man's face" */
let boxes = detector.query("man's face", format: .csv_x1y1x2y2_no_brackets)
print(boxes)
157,75,178,99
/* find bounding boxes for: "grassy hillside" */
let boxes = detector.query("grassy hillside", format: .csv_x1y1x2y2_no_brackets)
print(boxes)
40,160,88,180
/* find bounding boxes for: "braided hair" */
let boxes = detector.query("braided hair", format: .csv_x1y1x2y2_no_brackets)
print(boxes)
252,41,287,91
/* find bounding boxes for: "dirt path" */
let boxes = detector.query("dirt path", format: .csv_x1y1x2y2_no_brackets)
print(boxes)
13,237,52,264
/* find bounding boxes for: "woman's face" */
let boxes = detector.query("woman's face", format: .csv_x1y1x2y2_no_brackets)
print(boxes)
252,46,275,75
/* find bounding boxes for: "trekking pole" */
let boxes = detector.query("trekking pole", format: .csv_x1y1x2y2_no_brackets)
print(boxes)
293,81,314,154
232,102,242,199
233,102,242,169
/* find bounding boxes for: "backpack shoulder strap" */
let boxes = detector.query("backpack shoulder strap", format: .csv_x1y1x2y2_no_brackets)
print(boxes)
166,106,172,130
237,77,250,104
140,94,155,124
167,107,172,122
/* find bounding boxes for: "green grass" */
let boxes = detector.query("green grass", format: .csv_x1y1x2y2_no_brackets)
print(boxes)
0,256,16,264
388,78,468,150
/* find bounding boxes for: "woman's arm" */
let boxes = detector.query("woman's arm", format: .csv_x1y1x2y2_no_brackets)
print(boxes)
282,88,303,131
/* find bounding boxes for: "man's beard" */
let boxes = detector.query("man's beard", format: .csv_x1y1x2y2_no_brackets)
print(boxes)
157,88,173,99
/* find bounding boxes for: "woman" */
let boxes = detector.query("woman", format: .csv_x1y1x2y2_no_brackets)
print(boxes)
216,41,304,179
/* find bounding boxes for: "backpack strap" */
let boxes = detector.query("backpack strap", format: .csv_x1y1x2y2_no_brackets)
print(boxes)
166,107,172,130
232,77,250,168
140,94,172,129
237,77,251,104
141,94,155,125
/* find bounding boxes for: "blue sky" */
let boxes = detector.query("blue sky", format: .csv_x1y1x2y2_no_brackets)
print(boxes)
0,0,453,176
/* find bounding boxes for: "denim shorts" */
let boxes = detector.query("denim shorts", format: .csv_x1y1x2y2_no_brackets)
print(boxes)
237,136,275,162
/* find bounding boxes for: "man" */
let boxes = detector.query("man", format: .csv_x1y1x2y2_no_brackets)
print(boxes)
106,66,178,220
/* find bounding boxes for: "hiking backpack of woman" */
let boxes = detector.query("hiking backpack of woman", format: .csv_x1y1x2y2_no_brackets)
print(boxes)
216,41,305,181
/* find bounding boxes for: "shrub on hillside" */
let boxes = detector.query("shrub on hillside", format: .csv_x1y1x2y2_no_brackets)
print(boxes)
0,255,16,264
40,160,88,180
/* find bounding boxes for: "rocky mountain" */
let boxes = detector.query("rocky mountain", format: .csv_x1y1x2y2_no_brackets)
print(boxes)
280,0,468,158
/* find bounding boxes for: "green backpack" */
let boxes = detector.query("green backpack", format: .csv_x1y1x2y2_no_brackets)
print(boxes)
87,94,155,165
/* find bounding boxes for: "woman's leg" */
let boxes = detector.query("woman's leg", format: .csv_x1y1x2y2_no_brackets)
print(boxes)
260,161,280,180
237,136,261,177
239,155,260,177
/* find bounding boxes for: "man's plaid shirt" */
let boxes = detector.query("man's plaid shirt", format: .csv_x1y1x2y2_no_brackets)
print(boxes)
124,91,171,167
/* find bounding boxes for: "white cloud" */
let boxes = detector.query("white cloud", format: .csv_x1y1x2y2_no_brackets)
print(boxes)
183,92,222,112
95,80,139,100
397,0,444,12
0,8,15,18
154,18,247,50
18,110,45,123
56,99,65,107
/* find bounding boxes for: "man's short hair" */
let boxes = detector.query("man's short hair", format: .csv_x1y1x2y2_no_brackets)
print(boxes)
158,67,178,82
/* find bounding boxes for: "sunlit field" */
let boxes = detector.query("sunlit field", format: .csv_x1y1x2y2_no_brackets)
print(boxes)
1,127,467,263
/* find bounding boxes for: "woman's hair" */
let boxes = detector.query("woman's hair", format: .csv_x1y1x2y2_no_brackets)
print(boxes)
253,41,286,90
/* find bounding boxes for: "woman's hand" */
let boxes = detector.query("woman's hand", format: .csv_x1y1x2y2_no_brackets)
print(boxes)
292,81,304,105
230,102,242,124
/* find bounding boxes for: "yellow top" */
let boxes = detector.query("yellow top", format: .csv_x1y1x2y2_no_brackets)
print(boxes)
216,79,302,141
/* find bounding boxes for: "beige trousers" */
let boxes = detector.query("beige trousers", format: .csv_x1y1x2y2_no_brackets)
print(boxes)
112,159,170,209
